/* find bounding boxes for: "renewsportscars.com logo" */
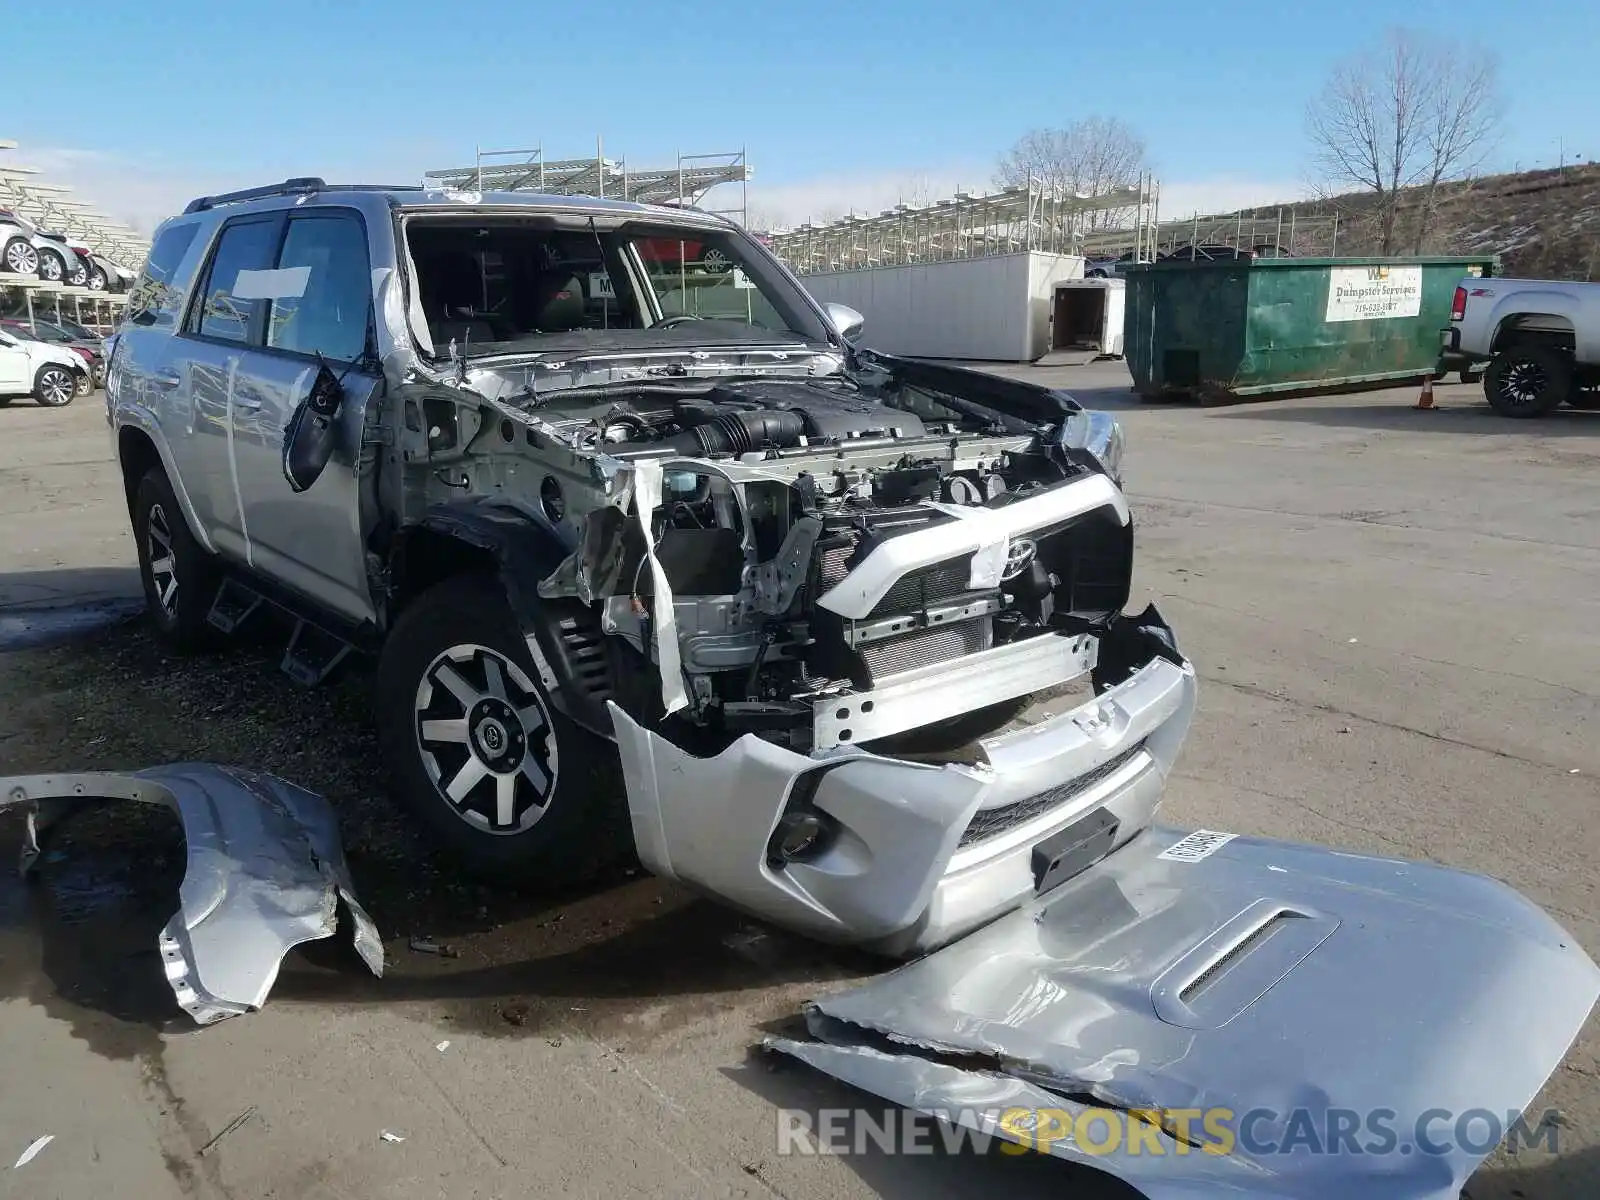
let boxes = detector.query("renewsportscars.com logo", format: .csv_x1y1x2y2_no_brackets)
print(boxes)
776,1105,1567,1159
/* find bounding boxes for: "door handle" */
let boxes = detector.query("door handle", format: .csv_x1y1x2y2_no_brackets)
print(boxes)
233,395,263,411
152,369,181,389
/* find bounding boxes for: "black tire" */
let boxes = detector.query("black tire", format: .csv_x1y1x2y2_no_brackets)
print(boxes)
375,573,632,885
0,396,13,408
33,364,76,407
132,468,220,651
65,260,88,287
87,267,108,291
1564,390,1600,411
1484,344,1572,418
36,249,64,283
3,237,37,275
73,370,92,398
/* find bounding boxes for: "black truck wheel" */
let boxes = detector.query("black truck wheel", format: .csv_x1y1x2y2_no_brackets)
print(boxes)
1484,345,1572,418
375,573,632,885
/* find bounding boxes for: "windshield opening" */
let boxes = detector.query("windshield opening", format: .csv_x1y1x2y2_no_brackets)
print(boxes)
403,217,830,358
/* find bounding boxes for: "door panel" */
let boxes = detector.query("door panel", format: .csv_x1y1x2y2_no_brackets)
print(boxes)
168,215,281,562
0,339,27,391
229,210,378,626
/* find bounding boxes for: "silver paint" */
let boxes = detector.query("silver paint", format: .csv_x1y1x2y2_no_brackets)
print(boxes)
766,824,1600,1198
6,765,383,1025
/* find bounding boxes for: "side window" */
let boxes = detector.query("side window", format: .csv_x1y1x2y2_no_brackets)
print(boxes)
185,218,279,344
266,213,371,362
126,222,200,325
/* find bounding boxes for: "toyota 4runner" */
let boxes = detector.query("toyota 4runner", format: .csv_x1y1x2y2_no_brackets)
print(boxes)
106,177,1195,954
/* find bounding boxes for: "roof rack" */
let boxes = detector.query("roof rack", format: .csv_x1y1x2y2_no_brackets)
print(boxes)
182,179,430,215
184,177,327,214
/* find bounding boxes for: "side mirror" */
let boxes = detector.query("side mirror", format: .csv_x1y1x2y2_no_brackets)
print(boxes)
281,360,345,493
823,302,865,343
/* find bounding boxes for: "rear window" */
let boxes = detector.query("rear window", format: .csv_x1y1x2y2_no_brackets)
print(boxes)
126,222,201,325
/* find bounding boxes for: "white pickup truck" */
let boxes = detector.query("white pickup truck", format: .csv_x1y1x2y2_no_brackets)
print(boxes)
1442,276,1600,417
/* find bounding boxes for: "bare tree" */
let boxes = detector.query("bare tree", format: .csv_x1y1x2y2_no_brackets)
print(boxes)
996,117,1148,230
1307,29,1502,254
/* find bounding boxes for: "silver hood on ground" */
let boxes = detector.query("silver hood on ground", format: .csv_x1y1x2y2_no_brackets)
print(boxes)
6,765,383,1024
766,824,1599,1199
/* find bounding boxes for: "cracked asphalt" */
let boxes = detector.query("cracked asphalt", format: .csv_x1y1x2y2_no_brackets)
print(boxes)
0,369,1596,1199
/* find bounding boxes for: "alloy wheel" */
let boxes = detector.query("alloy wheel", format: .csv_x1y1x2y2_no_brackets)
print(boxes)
414,644,560,834
5,241,37,274
36,367,74,406
146,502,179,616
38,254,62,282
701,247,731,273
1499,361,1548,411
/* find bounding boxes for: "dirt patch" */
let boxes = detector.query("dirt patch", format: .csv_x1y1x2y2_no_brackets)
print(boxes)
0,619,873,1055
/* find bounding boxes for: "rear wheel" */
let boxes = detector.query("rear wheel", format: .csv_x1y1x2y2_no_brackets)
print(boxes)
33,365,76,407
64,259,88,287
1484,344,1572,418
375,574,632,885
87,267,108,291
36,250,64,283
132,468,220,651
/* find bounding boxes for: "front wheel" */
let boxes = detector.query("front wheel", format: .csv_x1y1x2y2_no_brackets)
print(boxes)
375,574,632,885
33,365,76,407
36,250,64,283
87,267,108,290
1484,345,1572,418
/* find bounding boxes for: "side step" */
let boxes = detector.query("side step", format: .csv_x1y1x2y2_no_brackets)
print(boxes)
281,618,354,688
206,578,264,634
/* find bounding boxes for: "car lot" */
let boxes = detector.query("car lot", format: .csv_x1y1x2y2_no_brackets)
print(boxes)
0,366,1596,1199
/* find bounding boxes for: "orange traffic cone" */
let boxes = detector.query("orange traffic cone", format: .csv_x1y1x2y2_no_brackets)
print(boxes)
1415,375,1436,410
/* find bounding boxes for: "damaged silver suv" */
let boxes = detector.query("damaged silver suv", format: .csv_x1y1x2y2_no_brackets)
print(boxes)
106,178,1194,954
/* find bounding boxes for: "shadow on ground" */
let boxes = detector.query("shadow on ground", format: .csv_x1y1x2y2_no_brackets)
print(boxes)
1209,396,1600,437
1465,1144,1600,1199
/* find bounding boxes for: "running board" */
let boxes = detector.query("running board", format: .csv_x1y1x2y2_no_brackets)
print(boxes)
281,618,353,687
206,578,264,634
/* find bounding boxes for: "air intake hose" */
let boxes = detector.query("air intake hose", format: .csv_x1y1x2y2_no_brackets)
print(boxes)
664,408,807,455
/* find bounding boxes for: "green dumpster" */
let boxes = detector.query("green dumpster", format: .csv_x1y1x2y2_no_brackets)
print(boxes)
1122,255,1498,402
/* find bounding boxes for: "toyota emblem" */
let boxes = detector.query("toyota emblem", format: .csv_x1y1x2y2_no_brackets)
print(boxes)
1001,537,1038,581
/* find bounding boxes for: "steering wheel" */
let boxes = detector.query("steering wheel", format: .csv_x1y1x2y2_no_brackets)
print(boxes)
654,314,705,329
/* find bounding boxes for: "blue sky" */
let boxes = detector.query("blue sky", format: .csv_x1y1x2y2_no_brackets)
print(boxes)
4,0,1594,232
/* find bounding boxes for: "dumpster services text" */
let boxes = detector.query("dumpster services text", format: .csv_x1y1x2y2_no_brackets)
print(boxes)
1325,266,1423,322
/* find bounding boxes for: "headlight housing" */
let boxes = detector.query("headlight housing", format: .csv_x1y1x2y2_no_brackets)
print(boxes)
1058,408,1125,482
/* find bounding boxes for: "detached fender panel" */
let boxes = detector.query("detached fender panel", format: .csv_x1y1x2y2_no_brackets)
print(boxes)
767,826,1600,1199
5,764,383,1025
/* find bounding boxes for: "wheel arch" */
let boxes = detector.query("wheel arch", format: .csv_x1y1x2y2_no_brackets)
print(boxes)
1490,310,1577,356
115,422,218,555
388,502,615,736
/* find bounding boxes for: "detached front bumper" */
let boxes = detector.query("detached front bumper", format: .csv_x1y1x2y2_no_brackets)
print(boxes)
610,610,1196,955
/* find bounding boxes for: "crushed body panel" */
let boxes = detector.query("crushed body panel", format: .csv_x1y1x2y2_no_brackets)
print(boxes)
611,608,1197,955
766,824,1600,1198
6,765,382,1025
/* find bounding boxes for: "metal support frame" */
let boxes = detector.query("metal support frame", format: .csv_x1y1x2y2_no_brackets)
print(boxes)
427,144,751,228
766,175,1159,275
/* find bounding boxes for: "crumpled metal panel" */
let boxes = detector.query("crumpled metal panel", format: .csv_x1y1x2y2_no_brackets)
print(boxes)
767,825,1600,1199
5,764,383,1025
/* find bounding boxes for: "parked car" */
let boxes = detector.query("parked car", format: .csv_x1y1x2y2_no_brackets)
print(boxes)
108,176,1169,955
35,231,88,285
0,208,42,276
1,317,104,390
1443,274,1600,416
0,324,90,406
1160,243,1256,262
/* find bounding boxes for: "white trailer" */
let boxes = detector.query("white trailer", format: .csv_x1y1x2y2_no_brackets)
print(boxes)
796,252,1083,362
1037,277,1126,366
